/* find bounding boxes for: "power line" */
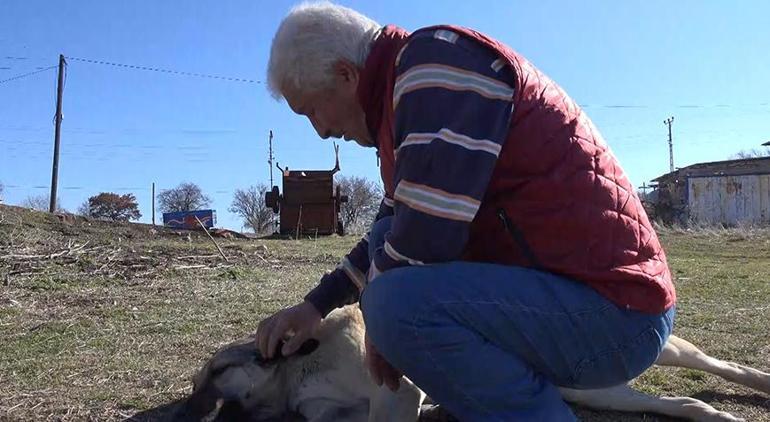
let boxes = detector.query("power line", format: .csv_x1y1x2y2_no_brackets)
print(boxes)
580,103,770,110
0,65,57,85
1,183,242,194
65,56,260,84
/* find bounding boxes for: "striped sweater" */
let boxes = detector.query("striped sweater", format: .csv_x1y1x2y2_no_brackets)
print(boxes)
305,28,515,317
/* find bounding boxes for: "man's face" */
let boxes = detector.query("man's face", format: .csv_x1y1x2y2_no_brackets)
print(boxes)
283,60,373,148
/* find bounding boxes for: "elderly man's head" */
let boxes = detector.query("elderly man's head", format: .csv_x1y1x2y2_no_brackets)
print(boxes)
268,2,380,147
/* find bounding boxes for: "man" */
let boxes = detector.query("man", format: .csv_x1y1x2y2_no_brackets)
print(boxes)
257,2,676,420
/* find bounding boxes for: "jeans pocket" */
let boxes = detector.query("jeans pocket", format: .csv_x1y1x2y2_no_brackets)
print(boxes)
571,325,661,389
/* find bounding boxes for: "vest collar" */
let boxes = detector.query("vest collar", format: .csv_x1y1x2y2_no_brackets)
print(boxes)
356,25,410,148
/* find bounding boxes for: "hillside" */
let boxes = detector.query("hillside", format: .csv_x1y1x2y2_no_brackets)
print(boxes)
1,204,769,421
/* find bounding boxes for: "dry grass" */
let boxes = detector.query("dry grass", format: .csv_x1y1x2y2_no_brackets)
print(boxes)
1,204,769,421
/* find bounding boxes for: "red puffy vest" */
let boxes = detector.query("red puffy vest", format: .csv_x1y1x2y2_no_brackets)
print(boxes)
364,25,675,314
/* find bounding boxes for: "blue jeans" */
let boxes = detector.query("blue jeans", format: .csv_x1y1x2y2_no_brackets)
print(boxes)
360,217,675,421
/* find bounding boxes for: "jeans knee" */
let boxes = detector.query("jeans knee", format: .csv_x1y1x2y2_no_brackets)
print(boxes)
360,269,419,351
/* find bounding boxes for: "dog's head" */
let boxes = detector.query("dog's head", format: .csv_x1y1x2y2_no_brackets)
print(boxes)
172,338,319,422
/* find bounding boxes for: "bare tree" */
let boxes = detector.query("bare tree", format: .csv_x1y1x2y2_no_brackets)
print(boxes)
76,200,90,216
0,181,4,202
22,194,66,212
157,182,211,213
229,184,274,234
730,147,770,159
336,176,382,235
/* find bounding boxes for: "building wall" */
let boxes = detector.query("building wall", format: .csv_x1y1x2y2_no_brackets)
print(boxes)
688,175,770,225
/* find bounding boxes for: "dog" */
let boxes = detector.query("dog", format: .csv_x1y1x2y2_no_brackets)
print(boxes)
172,305,424,422
173,305,769,421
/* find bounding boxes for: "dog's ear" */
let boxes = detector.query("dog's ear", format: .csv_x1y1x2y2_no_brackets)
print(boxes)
209,342,260,373
265,338,320,361
295,338,320,356
194,340,258,391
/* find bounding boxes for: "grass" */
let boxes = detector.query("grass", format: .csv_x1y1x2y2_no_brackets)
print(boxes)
574,225,770,421
1,204,769,421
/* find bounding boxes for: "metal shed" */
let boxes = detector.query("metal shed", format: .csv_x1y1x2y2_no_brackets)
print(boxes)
651,157,770,225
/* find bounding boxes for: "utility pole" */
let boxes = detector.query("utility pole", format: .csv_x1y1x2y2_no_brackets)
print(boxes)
664,116,674,173
49,54,66,213
639,182,649,195
268,130,275,188
267,130,278,234
152,182,156,225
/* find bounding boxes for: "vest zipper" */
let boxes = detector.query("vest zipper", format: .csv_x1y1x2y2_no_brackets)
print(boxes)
496,208,542,269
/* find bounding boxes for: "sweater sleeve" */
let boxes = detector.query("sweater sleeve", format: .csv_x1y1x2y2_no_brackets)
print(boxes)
304,196,394,317
371,28,516,273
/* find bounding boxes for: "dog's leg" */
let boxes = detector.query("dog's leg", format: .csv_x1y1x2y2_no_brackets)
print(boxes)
303,403,369,422
368,378,426,422
559,384,744,422
299,399,369,422
656,335,770,395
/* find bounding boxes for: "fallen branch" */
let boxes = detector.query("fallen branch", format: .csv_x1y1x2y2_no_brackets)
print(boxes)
173,264,208,270
195,216,229,263
175,255,219,260
1,240,91,260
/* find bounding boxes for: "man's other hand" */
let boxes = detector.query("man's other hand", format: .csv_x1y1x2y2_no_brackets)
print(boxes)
256,301,321,359
365,333,402,392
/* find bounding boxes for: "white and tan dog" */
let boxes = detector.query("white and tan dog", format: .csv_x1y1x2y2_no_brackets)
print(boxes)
174,306,769,422
173,306,424,422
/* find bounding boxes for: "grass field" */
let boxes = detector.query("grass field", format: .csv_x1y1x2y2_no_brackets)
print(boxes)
1,204,769,421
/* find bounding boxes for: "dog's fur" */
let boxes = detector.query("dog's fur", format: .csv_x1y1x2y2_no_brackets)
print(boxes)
173,306,424,422
174,306,769,421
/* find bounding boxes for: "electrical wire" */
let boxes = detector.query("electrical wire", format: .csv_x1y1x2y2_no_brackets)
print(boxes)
0,65,57,85
65,56,259,83
1,183,241,194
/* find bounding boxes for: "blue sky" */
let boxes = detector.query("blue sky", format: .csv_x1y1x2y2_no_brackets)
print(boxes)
1,0,769,230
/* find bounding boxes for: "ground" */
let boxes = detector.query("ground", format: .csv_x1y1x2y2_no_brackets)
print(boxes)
1,204,768,421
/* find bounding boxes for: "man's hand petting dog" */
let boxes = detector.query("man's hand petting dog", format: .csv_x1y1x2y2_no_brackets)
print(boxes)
256,301,322,359
365,333,402,392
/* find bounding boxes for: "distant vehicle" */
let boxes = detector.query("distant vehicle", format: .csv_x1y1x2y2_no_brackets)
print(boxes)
163,209,216,229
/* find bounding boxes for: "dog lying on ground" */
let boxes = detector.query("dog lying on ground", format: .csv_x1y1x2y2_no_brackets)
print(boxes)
173,305,769,421
172,306,424,422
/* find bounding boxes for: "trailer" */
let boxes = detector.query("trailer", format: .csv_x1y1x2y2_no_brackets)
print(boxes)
265,145,348,236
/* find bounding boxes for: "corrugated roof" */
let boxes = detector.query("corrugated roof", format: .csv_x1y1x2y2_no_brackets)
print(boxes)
652,156,770,182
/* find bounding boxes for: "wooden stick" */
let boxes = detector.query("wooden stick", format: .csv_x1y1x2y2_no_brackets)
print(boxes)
295,205,303,240
173,264,209,270
195,215,229,263
175,255,219,260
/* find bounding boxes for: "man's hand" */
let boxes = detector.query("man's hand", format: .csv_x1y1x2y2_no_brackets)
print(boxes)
365,333,402,392
256,301,321,359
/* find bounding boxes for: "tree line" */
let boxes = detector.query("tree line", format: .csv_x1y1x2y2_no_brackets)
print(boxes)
0,177,382,235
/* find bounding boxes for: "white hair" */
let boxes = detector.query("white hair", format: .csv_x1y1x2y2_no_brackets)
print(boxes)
267,2,381,99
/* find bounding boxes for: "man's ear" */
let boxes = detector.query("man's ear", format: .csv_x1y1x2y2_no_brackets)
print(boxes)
333,59,360,92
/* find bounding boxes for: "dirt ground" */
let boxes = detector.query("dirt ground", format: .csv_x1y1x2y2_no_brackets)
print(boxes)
1,204,769,421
